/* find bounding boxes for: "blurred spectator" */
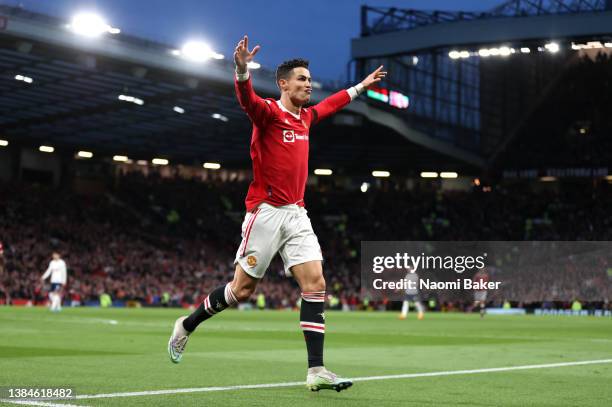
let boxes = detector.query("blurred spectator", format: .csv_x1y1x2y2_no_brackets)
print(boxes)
0,174,610,309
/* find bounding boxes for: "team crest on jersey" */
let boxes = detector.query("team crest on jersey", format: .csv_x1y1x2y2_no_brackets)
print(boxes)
247,255,258,267
283,130,295,143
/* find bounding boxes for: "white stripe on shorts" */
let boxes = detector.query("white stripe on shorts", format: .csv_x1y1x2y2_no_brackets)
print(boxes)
241,208,261,256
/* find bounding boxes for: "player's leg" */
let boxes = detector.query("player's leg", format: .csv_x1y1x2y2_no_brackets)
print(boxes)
56,286,63,311
281,206,352,392
184,265,256,331
49,285,58,311
415,300,425,320
168,265,255,363
474,291,487,317
168,204,278,363
400,299,409,319
291,261,352,392
291,261,326,368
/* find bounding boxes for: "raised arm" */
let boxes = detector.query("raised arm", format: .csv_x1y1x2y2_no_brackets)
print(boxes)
233,35,272,127
312,65,387,125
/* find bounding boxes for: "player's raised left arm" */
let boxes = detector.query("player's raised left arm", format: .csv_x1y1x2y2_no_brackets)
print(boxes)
312,65,387,124
357,65,387,90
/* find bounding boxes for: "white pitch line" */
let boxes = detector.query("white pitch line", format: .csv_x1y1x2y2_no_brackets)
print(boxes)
351,358,612,382
0,400,86,407
73,382,306,400
40,358,610,401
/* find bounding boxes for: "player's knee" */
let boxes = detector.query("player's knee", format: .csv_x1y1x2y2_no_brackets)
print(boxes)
231,264,259,302
314,274,326,292
232,285,255,302
303,273,326,293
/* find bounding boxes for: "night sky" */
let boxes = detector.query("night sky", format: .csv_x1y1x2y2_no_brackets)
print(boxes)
2,0,502,81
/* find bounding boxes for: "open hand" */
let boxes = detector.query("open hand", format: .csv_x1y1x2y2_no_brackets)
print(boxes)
234,35,260,74
361,65,387,88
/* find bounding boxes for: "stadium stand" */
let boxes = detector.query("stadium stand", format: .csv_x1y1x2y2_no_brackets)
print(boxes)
1,172,611,310
1,2,611,313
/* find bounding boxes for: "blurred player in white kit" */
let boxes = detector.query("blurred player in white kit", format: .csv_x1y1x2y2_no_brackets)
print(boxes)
41,251,67,312
399,270,425,320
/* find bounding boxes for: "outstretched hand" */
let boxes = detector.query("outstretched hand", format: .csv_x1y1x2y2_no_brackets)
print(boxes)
234,35,260,74
360,65,387,88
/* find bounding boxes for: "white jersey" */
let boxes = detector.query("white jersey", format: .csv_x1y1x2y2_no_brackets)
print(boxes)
42,259,67,285
405,272,419,295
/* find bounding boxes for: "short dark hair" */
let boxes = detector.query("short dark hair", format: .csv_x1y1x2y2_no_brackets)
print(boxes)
276,58,309,84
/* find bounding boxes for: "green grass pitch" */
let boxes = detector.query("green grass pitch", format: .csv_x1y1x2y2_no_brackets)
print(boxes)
0,307,610,406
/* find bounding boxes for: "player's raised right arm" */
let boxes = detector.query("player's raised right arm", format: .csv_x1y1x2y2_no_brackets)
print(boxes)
311,65,387,125
234,35,259,75
233,35,271,126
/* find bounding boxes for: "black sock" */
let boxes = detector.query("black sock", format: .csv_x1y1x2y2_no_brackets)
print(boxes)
300,291,326,368
183,283,238,332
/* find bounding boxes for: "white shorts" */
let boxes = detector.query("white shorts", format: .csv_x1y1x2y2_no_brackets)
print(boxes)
474,290,487,302
234,203,323,279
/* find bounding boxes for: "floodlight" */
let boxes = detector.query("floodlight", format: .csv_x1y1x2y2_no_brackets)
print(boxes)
69,13,119,37
203,162,221,170
545,42,559,53
179,41,223,62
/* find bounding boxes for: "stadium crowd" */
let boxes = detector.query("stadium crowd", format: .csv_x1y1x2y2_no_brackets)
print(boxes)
0,173,611,309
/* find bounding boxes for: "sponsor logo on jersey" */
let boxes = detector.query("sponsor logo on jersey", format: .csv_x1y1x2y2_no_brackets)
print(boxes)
283,130,308,143
247,255,258,267
283,130,295,143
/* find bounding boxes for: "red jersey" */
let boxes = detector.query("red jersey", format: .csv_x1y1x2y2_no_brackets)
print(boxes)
235,77,351,211
473,270,490,285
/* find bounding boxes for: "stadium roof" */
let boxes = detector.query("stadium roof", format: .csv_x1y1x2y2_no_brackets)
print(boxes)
0,5,483,174
354,0,612,57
